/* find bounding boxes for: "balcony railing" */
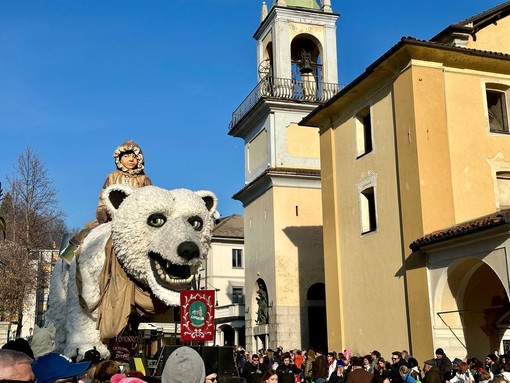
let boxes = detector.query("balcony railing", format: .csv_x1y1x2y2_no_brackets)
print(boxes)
229,76,341,131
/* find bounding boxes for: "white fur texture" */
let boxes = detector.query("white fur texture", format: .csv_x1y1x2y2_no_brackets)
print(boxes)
45,185,217,359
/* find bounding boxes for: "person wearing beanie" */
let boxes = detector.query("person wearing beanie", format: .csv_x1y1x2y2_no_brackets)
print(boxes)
2,338,35,359
485,354,499,378
162,346,205,383
434,348,452,383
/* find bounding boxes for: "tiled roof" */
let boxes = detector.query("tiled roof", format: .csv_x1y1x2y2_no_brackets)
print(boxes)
431,1,510,42
301,36,510,126
213,214,244,239
410,209,510,251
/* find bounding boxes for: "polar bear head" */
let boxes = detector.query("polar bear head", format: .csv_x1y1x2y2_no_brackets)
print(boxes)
102,185,217,306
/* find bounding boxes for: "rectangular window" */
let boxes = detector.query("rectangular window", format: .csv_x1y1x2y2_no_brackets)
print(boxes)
232,287,244,304
356,108,373,157
487,86,509,133
232,249,243,268
360,187,377,234
497,172,510,209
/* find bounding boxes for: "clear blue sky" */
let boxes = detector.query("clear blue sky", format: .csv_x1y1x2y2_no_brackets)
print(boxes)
0,0,504,230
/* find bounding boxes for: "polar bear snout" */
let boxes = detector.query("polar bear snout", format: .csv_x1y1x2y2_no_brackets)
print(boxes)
178,241,200,260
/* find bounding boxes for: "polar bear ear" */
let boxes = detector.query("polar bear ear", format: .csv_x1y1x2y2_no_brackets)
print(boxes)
102,184,135,214
195,190,218,215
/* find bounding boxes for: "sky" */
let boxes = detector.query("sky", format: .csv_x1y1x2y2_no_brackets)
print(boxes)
0,0,505,230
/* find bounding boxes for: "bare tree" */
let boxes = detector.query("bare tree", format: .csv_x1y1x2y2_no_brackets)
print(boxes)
0,242,33,323
1,147,67,336
5,147,65,249
0,182,5,239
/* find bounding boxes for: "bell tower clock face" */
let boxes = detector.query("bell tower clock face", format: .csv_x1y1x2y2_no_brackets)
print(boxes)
258,58,272,79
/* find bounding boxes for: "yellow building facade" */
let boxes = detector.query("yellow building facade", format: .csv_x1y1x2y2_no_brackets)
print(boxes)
302,2,510,361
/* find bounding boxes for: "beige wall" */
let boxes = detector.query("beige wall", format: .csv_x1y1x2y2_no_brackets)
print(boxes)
466,16,510,54
286,123,320,159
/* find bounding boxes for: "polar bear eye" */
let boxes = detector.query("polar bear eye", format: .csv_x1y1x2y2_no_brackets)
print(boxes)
188,216,203,231
148,214,167,228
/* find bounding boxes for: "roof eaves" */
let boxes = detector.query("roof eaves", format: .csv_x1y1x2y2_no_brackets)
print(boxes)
410,209,510,251
301,36,510,126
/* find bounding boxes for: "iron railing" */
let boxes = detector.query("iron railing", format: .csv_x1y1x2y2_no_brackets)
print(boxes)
229,76,341,131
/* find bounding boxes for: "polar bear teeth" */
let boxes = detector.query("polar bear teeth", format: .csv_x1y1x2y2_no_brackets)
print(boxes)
154,261,193,284
149,252,194,287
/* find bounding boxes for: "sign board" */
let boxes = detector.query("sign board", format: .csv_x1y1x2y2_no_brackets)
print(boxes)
180,290,215,341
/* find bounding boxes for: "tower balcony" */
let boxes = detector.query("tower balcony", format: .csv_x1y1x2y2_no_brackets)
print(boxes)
229,76,341,132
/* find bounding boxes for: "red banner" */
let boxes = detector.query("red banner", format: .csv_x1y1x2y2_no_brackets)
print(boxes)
180,290,215,341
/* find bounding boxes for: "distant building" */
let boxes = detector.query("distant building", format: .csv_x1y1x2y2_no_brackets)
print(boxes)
301,1,510,361
198,214,245,347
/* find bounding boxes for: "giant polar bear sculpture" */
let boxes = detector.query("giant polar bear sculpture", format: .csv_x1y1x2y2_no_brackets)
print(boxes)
45,184,217,359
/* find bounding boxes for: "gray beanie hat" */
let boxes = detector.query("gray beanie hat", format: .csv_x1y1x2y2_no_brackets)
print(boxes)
162,346,205,383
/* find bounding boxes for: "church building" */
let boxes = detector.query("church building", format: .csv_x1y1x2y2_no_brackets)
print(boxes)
302,1,510,361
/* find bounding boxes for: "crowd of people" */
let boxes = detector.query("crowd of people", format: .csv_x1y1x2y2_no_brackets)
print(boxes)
235,346,510,383
0,339,217,383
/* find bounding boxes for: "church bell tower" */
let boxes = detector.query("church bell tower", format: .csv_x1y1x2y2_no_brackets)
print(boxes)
228,0,339,352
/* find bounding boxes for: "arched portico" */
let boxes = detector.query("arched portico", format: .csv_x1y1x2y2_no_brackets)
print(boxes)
428,242,510,359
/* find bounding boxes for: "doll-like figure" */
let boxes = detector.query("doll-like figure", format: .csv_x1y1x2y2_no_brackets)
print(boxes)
61,140,152,260
95,140,152,223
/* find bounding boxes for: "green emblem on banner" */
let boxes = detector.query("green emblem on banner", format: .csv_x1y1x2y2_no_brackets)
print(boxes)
189,300,206,327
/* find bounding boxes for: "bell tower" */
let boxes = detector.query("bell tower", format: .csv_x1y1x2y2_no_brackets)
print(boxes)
229,0,339,352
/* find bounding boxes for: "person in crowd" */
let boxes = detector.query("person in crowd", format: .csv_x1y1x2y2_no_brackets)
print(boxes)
423,360,440,383
32,352,91,383
312,350,329,383
161,346,204,383
205,367,218,383
305,349,316,383
372,375,391,383
345,356,373,383
2,339,35,360
93,360,121,383
399,366,416,383
295,350,305,370
81,347,102,383
110,373,146,383
370,351,381,374
477,370,491,383
329,364,346,383
449,361,474,383
263,369,279,383
485,354,499,378
236,349,247,375
328,353,338,380
363,356,372,373
0,349,35,382
242,353,266,383
434,349,452,383
373,358,390,378
277,352,301,383
390,352,406,383
407,359,421,383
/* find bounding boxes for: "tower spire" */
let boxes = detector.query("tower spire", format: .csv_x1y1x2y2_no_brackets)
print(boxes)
261,1,268,22
322,0,332,12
